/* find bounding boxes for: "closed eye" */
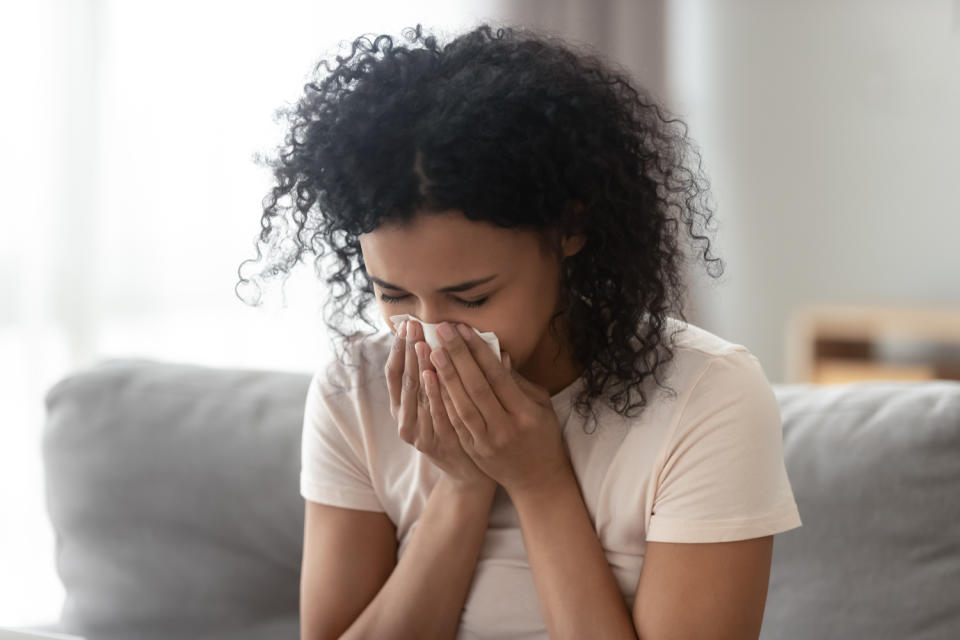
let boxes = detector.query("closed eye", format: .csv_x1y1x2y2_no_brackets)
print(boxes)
379,293,488,309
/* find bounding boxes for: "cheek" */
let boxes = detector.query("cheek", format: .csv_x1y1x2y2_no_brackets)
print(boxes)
482,309,534,363
473,312,514,361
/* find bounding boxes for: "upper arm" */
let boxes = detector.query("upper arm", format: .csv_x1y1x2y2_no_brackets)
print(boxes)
632,536,774,640
300,499,398,640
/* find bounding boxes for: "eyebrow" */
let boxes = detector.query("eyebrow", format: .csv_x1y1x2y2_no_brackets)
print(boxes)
369,274,498,293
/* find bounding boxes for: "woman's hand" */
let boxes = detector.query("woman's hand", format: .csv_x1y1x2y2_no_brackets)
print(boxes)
427,322,574,499
385,319,497,495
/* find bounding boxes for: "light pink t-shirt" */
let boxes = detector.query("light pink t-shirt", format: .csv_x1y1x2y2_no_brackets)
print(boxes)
300,317,802,639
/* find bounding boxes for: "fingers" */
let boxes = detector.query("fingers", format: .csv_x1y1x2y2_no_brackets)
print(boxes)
437,374,474,449
398,320,421,444
499,349,550,405
384,320,406,419
410,322,465,453
414,340,437,449
420,351,460,446
431,323,522,425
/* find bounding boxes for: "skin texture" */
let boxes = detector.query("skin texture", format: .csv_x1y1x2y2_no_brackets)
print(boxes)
359,209,586,396
633,536,774,640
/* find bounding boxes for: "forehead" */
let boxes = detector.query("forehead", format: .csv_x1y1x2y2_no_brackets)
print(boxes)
359,211,539,275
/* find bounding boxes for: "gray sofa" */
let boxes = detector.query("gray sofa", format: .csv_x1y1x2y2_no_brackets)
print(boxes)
31,358,960,639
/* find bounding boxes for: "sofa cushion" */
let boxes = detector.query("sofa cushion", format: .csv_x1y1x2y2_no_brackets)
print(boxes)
763,380,960,640
42,358,311,640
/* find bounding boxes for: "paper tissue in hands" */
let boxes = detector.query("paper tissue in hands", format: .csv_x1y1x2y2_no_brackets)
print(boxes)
390,314,503,363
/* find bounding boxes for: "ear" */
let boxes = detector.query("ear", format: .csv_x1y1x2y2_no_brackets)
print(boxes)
562,231,587,258
561,200,587,258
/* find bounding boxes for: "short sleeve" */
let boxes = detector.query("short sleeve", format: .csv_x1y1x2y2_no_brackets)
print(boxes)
646,350,802,543
300,370,385,512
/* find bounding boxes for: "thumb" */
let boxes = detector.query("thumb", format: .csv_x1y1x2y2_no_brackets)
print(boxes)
508,360,550,405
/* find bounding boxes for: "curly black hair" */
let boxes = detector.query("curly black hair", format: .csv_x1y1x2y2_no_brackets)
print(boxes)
236,22,724,433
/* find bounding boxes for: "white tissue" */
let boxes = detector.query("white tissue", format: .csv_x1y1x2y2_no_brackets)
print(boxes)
390,313,503,363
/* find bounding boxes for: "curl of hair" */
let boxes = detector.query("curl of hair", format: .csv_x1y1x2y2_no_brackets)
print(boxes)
236,23,725,433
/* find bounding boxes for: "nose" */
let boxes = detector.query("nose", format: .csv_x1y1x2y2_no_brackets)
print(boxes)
413,313,446,327
394,313,455,337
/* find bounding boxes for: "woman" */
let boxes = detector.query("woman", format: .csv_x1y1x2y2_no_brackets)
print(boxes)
237,23,802,639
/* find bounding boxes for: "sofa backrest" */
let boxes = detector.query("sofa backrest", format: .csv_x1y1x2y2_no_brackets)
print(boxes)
765,380,960,640
43,359,309,640
42,359,960,639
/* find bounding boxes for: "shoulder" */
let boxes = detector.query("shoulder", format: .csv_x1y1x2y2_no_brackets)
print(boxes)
663,316,773,404
311,329,394,399
573,317,767,436
600,317,777,442
652,318,780,453
662,315,750,360
642,316,765,398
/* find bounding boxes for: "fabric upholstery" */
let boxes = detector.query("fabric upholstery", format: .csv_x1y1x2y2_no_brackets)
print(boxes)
763,381,960,640
39,359,960,639
42,359,309,640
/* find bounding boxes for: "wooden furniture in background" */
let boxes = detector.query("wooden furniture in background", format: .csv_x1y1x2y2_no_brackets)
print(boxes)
785,305,960,384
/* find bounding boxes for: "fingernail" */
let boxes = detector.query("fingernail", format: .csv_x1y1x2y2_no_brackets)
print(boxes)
398,320,407,338
456,323,472,340
437,323,456,342
432,348,449,367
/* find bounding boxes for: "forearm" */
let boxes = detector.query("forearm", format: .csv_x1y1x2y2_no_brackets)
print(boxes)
341,478,496,640
511,468,638,640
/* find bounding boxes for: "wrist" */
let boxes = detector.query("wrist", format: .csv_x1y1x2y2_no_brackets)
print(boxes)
434,475,498,507
507,463,578,506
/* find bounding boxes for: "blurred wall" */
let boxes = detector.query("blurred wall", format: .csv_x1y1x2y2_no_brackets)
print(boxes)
670,0,960,382
497,0,668,99
502,0,960,382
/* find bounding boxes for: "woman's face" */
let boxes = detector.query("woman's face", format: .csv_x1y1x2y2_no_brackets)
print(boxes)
358,210,585,384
